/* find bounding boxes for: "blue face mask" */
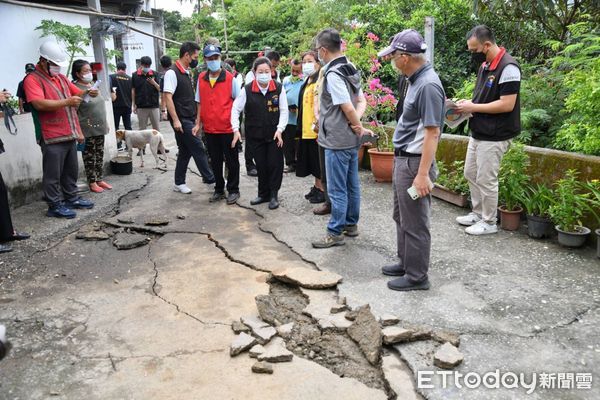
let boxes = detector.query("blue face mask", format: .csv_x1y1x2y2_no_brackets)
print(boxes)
142,67,150,74
257,72,271,85
207,60,221,72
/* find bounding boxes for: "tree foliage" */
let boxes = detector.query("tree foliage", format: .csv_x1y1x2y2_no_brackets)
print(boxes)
35,20,91,72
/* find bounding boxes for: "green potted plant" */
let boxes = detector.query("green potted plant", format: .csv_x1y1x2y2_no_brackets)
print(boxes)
548,170,591,247
521,183,556,239
582,179,600,257
498,143,530,231
432,160,470,207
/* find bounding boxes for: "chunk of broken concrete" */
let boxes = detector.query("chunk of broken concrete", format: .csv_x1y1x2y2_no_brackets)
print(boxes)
241,315,270,331
380,314,400,327
231,320,250,334
230,332,257,357
382,326,414,345
346,305,382,366
432,329,461,347
345,309,359,321
249,344,266,358
271,267,342,289
257,337,293,363
112,232,150,250
303,304,352,332
276,323,294,339
144,217,169,226
255,294,281,326
117,216,134,224
76,230,110,241
330,304,350,314
433,342,464,369
251,361,274,374
254,326,277,345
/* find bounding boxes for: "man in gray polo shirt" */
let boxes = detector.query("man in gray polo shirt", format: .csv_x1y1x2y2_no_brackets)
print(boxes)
378,30,445,291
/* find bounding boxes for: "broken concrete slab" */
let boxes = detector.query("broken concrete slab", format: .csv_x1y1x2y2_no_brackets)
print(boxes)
255,294,281,326
116,216,134,224
251,361,274,374
144,217,170,226
330,304,350,314
431,329,461,347
112,232,150,250
257,337,294,363
232,320,250,334
271,267,342,289
382,326,414,345
241,315,270,331
380,314,400,327
249,344,266,358
302,304,352,332
345,309,359,321
382,354,421,400
254,326,277,345
346,305,382,366
230,332,257,357
433,342,464,369
276,323,294,339
76,230,110,241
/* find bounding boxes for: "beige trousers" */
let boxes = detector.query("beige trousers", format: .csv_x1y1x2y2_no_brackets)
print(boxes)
136,107,160,131
463,137,512,223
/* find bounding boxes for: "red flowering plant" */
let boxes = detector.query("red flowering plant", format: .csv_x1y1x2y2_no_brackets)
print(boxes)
345,30,397,151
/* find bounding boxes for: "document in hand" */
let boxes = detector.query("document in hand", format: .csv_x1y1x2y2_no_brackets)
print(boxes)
444,99,472,129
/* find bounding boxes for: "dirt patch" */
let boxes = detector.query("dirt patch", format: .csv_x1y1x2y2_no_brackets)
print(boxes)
256,282,392,397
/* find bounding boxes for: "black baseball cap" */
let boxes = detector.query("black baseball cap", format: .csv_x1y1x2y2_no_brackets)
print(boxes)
25,63,36,73
378,29,427,57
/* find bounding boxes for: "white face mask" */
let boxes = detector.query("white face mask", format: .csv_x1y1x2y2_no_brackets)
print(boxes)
81,73,93,83
49,65,61,77
257,72,271,85
302,63,315,77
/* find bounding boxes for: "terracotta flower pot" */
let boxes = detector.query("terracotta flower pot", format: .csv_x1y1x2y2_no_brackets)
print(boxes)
498,206,522,231
431,184,469,208
367,148,394,183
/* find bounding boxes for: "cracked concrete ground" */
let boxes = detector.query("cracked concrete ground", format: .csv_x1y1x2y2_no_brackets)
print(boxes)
1,121,598,399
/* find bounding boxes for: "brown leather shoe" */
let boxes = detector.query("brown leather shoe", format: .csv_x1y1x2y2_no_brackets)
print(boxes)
313,202,331,215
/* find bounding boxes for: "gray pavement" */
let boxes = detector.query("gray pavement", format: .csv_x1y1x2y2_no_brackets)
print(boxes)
0,121,598,399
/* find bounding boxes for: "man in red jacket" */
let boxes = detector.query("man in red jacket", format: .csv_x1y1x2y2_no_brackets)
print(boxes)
193,44,241,205
24,41,95,219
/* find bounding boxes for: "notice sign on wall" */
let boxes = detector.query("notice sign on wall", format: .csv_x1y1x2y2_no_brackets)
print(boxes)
123,42,144,51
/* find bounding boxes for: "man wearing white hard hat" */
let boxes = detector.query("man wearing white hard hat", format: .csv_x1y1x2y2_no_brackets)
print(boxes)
23,41,96,219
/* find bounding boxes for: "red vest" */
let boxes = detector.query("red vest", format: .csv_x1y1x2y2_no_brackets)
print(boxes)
198,70,234,134
26,68,81,144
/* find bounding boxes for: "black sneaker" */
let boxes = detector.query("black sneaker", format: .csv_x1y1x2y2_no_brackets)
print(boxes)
250,196,269,205
64,197,94,209
209,192,226,202
381,263,405,276
305,186,318,199
0,243,13,254
309,190,326,204
387,276,430,291
247,168,258,177
226,192,240,205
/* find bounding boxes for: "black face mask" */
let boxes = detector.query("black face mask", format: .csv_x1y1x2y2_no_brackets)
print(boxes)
471,51,487,66
189,58,198,69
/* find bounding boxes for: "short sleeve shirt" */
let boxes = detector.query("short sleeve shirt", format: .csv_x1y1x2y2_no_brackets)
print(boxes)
23,73,80,102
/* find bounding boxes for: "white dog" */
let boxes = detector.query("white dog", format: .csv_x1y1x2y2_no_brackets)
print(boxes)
115,129,167,168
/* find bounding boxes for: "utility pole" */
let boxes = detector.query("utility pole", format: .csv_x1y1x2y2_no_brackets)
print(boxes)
424,16,434,66
87,0,110,96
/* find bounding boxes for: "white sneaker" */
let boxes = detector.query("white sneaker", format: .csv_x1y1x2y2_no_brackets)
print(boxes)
456,212,482,226
465,220,498,235
173,184,192,194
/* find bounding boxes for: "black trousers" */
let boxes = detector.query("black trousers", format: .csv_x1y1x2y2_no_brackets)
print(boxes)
249,138,283,198
283,124,298,167
205,133,240,194
113,107,132,130
245,141,256,171
318,144,330,204
40,140,79,207
173,118,214,185
0,171,14,242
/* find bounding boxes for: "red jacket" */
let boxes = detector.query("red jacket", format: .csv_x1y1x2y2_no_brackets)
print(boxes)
198,69,234,134
23,66,81,144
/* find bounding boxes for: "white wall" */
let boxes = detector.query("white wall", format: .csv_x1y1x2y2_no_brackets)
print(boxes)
120,20,158,73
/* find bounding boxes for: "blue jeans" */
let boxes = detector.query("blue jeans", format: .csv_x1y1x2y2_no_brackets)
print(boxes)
325,147,360,236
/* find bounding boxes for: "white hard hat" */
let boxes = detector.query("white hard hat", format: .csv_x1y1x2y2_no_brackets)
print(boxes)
39,40,68,67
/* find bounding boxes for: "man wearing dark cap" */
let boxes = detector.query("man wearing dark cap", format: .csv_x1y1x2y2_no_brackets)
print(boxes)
378,29,445,291
311,28,371,249
109,62,132,132
193,44,241,205
455,25,521,236
16,63,36,114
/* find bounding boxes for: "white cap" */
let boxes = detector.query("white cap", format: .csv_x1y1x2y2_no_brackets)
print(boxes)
39,40,69,67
